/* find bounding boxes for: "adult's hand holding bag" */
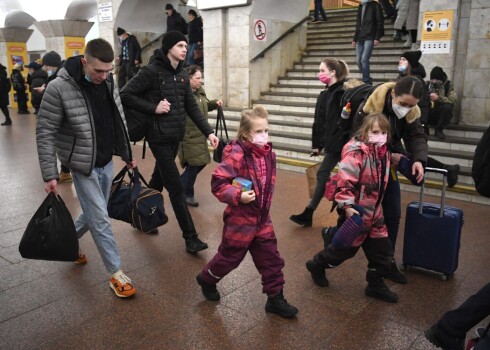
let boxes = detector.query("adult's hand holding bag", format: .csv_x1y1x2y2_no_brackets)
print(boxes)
19,192,79,261
213,107,229,163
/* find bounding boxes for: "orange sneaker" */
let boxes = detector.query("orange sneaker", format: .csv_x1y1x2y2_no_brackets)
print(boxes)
74,253,87,265
110,271,136,298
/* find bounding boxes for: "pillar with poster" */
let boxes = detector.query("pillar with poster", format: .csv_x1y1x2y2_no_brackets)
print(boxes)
7,42,30,112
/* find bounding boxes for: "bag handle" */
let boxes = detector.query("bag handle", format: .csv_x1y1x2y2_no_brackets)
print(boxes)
418,167,447,217
214,107,229,140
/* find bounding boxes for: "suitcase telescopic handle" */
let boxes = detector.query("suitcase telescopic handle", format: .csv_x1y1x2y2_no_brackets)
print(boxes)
418,167,447,217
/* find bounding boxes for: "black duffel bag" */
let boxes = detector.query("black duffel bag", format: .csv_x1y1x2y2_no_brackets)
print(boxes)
108,166,168,233
19,193,79,261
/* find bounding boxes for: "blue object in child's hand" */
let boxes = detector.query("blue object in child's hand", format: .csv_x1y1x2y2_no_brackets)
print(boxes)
332,204,364,250
232,177,253,192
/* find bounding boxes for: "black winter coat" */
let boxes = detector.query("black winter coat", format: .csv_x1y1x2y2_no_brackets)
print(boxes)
120,48,213,144
353,1,384,42
312,80,346,153
118,35,142,64
0,66,10,106
27,68,48,107
11,70,26,91
167,11,187,34
188,16,203,44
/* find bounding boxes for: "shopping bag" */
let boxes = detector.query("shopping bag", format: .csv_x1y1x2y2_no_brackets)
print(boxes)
213,107,229,163
19,193,79,261
306,163,320,198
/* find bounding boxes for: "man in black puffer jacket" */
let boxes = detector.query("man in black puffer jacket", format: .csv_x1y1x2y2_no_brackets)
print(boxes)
120,31,219,254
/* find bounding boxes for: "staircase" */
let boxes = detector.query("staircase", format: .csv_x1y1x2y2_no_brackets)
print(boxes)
210,7,489,204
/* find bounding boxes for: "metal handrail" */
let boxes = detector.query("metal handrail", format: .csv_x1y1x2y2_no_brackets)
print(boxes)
250,16,310,63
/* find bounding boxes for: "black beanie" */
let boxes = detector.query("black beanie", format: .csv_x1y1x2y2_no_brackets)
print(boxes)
165,4,174,10
117,27,126,36
401,50,422,69
42,51,62,67
430,66,447,81
161,30,188,53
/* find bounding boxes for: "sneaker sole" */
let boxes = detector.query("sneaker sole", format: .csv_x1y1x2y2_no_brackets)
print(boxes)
109,282,136,298
185,244,208,254
365,290,398,303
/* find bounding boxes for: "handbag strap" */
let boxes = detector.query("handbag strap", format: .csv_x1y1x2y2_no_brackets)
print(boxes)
214,107,229,140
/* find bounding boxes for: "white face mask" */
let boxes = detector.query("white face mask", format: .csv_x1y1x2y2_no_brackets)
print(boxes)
392,101,412,119
252,132,269,148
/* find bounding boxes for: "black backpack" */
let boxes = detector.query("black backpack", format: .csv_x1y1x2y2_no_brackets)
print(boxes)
337,82,379,139
11,72,24,90
472,124,490,197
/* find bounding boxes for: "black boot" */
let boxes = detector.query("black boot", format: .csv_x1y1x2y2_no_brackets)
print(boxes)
196,274,220,301
265,291,298,318
393,30,402,41
185,236,208,254
446,164,460,188
387,260,407,284
306,260,329,287
1,120,12,126
435,129,446,139
365,279,399,303
424,325,465,350
289,206,314,227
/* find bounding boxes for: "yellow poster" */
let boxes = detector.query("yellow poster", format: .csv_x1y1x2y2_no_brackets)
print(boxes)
64,36,85,58
6,42,29,109
420,10,453,54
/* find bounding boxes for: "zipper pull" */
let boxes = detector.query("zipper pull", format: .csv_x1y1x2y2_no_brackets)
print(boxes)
174,75,176,81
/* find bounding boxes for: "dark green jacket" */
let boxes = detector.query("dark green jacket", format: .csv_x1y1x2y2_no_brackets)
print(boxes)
178,86,218,166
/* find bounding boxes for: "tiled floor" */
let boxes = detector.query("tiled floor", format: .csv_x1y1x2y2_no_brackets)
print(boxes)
0,109,489,350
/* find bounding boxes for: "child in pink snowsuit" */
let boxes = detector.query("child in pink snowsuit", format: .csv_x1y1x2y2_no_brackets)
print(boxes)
196,106,298,318
306,113,399,303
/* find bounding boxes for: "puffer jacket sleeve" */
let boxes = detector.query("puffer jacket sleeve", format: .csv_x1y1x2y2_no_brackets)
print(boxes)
184,82,213,137
403,118,428,165
335,147,362,208
36,83,65,181
120,66,157,115
211,144,243,206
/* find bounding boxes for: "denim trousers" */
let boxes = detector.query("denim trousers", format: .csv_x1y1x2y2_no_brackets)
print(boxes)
356,40,374,84
181,164,206,198
200,236,285,295
309,152,341,210
186,42,198,66
382,168,401,252
148,142,197,239
314,0,327,20
71,160,121,274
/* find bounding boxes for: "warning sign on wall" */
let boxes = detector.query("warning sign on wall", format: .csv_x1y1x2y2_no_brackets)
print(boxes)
420,10,453,54
253,19,267,41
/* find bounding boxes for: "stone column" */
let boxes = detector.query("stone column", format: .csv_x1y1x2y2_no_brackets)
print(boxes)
0,27,33,69
34,20,94,58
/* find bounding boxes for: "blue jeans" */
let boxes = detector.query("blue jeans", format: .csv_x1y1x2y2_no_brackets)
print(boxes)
309,152,341,210
382,167,401,252
355,40,374,84
181,164,206,198
186,42,198,66
314,0,327,20
71,160,121,274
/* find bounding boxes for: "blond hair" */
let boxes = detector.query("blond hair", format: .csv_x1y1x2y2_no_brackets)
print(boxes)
237,105,269,142
355,113,391,143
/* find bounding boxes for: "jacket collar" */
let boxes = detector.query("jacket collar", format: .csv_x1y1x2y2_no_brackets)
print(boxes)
362,82,421,123
149,48,184,73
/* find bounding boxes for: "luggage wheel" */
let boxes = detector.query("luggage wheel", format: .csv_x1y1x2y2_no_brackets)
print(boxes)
440,273,452,281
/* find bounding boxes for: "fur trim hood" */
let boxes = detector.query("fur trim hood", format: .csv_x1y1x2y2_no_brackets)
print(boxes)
362,82,421,123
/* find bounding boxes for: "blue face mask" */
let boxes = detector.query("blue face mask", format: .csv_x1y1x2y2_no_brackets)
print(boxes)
84,74,92,83
398,65,407,74
47,69,54,77
362,0,370,3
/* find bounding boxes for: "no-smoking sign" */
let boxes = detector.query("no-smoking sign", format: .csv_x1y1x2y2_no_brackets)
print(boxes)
254,19,267,41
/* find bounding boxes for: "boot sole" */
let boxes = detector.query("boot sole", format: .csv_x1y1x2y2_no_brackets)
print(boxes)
289,216,312,227
186,244,208,254
306,261,329,287
265,305,298,318
365,289,398,303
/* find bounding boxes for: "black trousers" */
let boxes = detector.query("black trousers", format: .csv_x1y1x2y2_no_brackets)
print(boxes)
148,142,197,239
117,61,134,89
1,105,11,122
437,282,490,338
428,102,453,131
15,89,28,112
314,234,393,282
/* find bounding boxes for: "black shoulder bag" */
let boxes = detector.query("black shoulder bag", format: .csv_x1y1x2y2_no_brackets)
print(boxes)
213,107,229,163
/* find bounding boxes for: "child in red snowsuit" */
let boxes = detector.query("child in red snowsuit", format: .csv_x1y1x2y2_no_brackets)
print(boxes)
306,113,400,303
196,106,298,319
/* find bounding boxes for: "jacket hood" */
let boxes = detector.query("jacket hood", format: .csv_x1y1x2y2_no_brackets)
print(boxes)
411,63,426,79
362,82,421,123
148,48,184,72
60,55,84,80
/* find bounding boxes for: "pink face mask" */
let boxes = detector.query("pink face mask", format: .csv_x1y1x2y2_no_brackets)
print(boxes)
368,133,387,146
318,72,332,85
252,132,269,148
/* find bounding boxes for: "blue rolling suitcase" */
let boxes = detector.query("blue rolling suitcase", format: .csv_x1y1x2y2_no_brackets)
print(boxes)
402,168,464,280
